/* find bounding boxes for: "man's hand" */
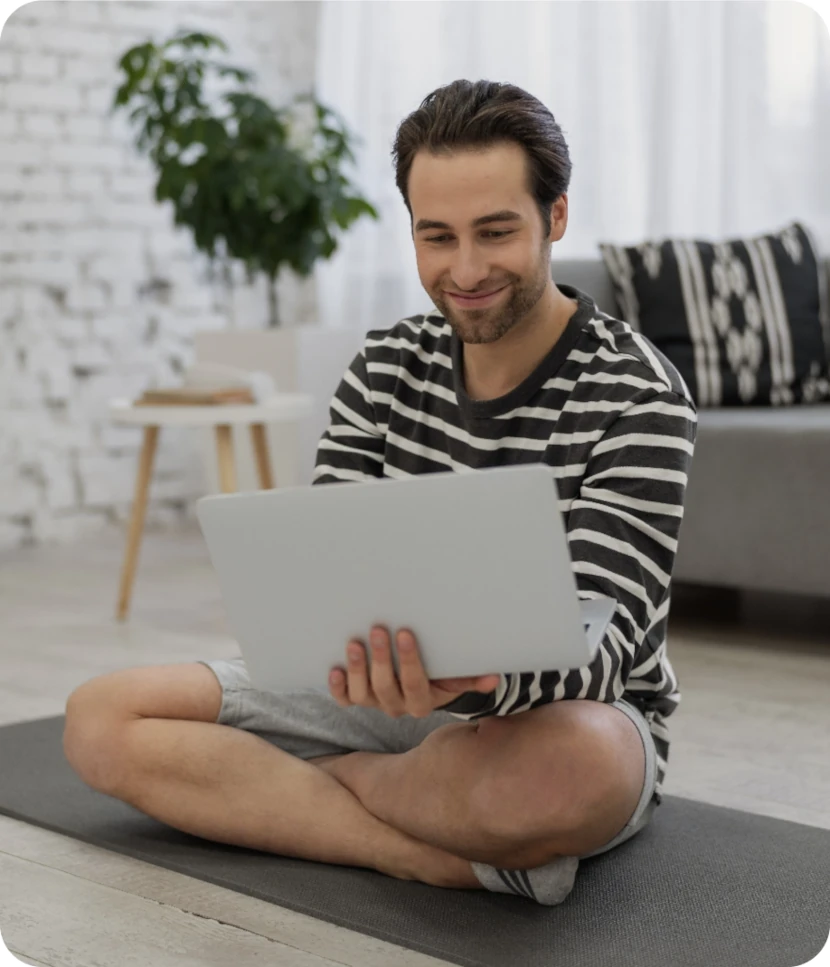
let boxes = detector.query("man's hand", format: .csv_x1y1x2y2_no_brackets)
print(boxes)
329,625,501,719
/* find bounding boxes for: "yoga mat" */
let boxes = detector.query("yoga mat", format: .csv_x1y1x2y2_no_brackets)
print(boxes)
0,716,828,967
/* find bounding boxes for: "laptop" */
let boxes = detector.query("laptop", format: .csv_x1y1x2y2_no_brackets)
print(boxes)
196,464,616,694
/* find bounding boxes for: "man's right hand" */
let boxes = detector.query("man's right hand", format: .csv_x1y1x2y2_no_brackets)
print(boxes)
329,625,500,719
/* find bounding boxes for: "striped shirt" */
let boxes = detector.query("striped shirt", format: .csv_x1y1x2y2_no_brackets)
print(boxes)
312,284,697,800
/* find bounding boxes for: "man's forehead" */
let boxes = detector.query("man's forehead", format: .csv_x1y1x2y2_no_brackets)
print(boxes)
408,144,532,223
409,143,527,186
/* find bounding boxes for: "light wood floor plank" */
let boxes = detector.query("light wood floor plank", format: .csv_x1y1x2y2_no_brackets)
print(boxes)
3,950,51,967
0,850,372,967
0,816,445,967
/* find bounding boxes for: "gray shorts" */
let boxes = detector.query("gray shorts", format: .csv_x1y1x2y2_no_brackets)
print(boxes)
198,657,658,861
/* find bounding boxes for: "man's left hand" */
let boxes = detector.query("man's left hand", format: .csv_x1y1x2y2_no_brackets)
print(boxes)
329,625,501,719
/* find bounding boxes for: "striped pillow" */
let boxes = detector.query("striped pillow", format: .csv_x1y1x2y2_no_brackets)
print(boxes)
599,223,830,406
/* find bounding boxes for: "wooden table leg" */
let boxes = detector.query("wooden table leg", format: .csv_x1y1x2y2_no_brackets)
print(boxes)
214,424,237,493
116,425,159,622
249,423,275,489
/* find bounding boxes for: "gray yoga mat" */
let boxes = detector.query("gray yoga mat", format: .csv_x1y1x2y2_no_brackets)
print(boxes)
1,716,828,967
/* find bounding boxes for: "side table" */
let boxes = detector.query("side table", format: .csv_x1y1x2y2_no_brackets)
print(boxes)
109,394,313,621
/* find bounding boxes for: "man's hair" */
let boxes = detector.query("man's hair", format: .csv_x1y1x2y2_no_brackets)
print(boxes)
392,79,572,238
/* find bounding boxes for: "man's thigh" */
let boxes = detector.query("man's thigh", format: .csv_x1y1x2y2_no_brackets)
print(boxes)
67,662,223,724
198,657,459,760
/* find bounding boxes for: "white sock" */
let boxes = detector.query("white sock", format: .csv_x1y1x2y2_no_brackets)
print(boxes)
470,855,580,906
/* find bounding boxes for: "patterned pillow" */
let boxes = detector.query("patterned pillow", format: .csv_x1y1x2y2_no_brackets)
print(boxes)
599,223,830,406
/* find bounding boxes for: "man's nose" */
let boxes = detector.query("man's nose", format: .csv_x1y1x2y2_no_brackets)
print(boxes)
448,245,491,292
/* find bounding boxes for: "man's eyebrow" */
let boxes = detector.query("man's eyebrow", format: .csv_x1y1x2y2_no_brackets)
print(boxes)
414,210,523,233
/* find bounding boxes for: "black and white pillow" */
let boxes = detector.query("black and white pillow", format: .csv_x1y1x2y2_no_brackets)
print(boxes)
599,223,830,406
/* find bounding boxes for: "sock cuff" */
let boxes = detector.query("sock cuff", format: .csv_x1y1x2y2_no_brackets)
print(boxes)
471,856,579,906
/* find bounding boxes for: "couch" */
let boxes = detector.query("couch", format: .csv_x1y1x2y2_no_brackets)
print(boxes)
554,258,830,599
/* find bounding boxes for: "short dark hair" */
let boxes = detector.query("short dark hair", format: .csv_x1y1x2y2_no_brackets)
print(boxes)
392,79,572,238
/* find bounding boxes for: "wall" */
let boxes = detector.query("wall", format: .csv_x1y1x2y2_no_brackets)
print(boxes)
0,0,320,549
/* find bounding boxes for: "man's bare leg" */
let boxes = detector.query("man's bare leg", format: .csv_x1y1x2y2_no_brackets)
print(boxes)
316,699,648,867
63,664,481,890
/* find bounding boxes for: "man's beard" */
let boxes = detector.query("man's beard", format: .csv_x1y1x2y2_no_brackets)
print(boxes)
433,258,550,345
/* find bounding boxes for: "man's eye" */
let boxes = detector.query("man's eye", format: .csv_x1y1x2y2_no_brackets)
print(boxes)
425,231,512,243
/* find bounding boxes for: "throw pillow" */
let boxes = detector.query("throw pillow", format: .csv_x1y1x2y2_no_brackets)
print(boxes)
599,222,830,406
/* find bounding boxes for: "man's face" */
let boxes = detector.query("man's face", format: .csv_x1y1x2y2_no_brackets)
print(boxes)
408,142,559,344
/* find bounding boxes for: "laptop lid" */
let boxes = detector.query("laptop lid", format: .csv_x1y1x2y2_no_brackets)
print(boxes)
196,465,616,693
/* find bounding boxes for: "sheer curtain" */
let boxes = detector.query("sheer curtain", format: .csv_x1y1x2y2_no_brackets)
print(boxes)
312,0,830,332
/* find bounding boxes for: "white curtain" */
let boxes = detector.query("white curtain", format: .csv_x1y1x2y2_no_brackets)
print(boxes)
313,0,830,332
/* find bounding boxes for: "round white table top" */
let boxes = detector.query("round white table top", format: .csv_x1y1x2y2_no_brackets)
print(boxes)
109,393,314,427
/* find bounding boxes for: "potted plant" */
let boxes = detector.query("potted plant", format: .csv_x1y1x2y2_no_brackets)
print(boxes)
113,29,379,328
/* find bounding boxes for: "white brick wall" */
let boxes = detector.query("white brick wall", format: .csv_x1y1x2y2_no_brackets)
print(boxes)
0,0,320,549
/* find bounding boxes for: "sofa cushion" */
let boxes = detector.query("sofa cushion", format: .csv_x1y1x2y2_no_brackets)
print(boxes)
696,402,830,432
674,403,830,597
599,223,830,407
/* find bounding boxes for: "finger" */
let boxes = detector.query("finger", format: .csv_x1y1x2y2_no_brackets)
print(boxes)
476,674,502,692
434,675,501,693
345,639,374,706
396,628,433,717
369,626,406,716
328,666,352,707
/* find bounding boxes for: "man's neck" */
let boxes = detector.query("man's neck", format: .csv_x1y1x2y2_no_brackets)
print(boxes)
462,285,578,402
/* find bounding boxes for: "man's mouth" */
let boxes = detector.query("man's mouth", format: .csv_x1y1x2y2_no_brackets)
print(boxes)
446,285,508,308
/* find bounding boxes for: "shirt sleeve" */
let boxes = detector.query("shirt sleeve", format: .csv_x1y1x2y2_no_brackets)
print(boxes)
438,389,697,719
312,347,385,485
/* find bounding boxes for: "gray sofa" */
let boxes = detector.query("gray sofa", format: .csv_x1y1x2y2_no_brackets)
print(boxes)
554,258,830,599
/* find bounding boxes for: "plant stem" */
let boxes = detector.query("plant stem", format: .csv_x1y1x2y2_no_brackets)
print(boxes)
223,260,235,329
267,275,279,328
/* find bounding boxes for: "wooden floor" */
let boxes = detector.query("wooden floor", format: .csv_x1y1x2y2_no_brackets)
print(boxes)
1,527,829,966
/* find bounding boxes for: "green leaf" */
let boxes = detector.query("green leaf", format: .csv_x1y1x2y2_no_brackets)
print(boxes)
166,30,227,53
216,65,253,84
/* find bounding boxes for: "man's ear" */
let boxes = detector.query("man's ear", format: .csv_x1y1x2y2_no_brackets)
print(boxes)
548,194,568,243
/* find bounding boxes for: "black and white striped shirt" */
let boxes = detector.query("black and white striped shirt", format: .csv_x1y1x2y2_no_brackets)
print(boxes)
312,284,697,800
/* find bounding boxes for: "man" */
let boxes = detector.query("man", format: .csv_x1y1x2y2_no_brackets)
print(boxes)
64,80,696,906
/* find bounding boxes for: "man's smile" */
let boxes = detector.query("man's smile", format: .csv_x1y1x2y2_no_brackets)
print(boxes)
447,284,509,308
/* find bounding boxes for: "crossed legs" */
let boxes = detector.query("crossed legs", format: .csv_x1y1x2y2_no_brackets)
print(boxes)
311,695,645,867
63,663,644,889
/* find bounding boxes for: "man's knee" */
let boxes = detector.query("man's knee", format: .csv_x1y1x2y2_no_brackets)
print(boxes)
468,703,630,841
63,662,223,794
64,677,134,794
